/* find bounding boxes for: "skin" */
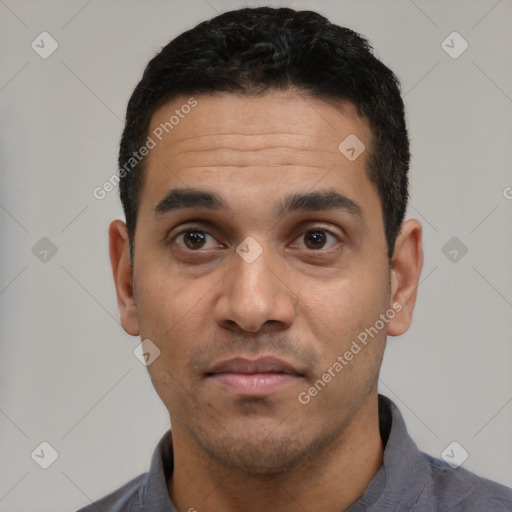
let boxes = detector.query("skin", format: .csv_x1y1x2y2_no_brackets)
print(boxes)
109,90,423,512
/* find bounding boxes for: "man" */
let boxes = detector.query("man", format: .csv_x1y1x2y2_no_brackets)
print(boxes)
79,7,512,512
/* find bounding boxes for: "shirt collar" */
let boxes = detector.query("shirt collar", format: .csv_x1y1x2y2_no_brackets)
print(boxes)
347,395,432,511
137,429,176,511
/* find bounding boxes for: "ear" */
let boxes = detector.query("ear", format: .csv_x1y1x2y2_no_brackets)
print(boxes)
387,219,423,336
109,219,140,336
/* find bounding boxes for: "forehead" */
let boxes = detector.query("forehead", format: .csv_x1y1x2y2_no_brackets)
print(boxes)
138,91,379,223
147,91,371,162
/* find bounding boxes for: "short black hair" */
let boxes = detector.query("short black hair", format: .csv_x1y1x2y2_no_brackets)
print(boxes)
119,7,409,262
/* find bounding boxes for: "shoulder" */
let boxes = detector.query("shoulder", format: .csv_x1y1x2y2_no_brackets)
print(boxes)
75,473,145,512
75,429,174,512
423,452,512,511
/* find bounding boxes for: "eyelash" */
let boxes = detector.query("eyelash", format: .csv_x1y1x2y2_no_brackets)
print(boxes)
170,227,341,252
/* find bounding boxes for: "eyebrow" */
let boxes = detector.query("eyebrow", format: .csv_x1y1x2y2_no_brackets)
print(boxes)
154,187,364,219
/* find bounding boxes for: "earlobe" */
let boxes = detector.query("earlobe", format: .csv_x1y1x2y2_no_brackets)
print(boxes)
109,219,140,336
387,219,423,337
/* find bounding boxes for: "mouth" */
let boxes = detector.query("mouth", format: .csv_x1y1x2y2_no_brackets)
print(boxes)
206,356,304,397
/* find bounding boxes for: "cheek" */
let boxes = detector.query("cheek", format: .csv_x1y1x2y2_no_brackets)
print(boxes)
306,271,387,328
136,260,203,329
295,275,388,413
138,289,206,412
134,271,202,372
298,265,389,372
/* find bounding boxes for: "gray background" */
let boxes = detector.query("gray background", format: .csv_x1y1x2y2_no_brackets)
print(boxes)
1,0,511,511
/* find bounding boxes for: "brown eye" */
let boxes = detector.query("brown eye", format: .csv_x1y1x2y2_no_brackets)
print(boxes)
170,226,224,253
304,230,328,250
182,230,208,250
292,228,339,251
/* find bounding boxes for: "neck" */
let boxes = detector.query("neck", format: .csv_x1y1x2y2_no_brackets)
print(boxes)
168,393,383,512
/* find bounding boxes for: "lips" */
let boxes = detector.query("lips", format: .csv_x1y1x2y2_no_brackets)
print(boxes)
207,357,301,376
206,357,303,397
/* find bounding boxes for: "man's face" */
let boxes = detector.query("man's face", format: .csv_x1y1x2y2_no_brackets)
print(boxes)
127,91,396,473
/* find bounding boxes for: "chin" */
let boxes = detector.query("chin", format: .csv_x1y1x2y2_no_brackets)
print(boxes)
202,437,306,476
189,417,342,477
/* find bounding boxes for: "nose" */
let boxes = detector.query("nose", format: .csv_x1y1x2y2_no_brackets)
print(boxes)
214,241,296,334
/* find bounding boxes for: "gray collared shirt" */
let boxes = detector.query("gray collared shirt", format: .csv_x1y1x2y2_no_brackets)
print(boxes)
77,395,512,511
